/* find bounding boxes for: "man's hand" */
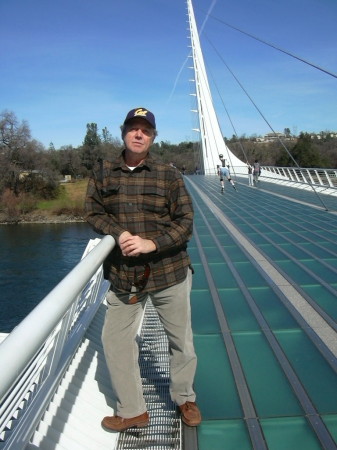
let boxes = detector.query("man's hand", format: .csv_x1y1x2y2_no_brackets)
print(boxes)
119,231,156,257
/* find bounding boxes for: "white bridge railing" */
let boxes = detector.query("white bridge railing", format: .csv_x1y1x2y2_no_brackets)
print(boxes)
260,166,337,194
0,235,114,449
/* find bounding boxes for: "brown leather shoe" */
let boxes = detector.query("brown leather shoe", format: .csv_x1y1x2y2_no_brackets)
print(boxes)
101,411,149,432
179,402,202,426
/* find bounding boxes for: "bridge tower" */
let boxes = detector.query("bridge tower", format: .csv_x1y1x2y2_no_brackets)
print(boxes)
187,0,246,175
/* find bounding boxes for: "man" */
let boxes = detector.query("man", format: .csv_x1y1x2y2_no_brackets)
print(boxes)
219,154,236,191
85,107,201,432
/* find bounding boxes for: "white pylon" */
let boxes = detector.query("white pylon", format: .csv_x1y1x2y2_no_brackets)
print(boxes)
187,0,246,175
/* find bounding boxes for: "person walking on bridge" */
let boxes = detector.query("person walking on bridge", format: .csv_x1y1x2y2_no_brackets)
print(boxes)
253,159,261,186
85,107,201,432
247,163,254,186
219,154,237,192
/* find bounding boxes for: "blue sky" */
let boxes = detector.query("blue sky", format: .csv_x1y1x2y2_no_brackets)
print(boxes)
1,0,336,149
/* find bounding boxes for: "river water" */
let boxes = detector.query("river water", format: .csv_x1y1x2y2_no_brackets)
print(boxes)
0,223,101,333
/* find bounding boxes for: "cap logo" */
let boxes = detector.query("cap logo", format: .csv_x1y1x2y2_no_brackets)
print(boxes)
134,108,148,117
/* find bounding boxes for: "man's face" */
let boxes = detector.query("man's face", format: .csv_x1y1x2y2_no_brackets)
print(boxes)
123,118,155,156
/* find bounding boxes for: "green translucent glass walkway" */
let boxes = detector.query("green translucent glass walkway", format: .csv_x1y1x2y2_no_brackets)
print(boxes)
185,176,337,450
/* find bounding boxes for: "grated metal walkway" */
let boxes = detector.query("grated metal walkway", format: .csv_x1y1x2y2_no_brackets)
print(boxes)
116,301,182,449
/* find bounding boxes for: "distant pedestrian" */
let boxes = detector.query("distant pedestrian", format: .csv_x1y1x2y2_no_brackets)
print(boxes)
219,154,236,192
247,163,254,186
253,160,261,186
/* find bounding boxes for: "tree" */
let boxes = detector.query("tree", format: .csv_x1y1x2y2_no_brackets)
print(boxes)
275,133,324,167
0,110,59,199
83,123,101,148
81,123,102,170
101,126,113,144
0,110,33,194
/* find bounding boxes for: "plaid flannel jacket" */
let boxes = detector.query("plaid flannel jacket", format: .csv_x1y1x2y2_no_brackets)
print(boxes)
85,152,194,293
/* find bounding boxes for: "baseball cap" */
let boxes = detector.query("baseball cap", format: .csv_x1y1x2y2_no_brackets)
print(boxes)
123,107,156,129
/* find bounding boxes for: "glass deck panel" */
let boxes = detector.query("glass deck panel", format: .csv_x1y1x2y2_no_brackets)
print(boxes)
194,334,243,419
197,420,252,450
193,225,210,235
301,259,337,283
191,290,221,334
223,245,251,263
260,417,321,450
241,232,271,245
233,261,269,288
248,287,299,329
277,260,318,284
275,329,337,413
244,231,290,246
319,241,337,253
232,332,303,416
208,263,239,289
202,246,227,263
231,223,256,234
258,244,290,261
300,285,337,321
322,258,337,270
190,263,209,290
245,223,271,233
276,221,303,233
278,243,315,260
186,246,202,264
218,288,261,331
298,242,337,259
196,234,220,247
213,233,239,245
297,230,335,242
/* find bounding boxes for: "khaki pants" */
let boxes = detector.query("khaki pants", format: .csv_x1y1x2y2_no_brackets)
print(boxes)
102,269,197,418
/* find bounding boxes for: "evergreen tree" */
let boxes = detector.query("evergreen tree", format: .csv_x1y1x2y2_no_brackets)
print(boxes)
276,133,324,167
81,123,102,170
83,123,101,148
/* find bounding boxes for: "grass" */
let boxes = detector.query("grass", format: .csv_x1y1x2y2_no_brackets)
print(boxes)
36,179,88,215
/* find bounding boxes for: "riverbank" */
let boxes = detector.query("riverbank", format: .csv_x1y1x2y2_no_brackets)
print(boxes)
0,180,88,225
0,211,85,224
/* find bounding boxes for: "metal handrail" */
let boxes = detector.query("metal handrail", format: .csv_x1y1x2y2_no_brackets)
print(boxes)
261,166,337,190
0,235,115,446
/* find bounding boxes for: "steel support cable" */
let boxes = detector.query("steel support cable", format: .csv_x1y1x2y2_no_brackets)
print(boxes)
203,12,337,80
203,33,329,211
191,188,337,449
